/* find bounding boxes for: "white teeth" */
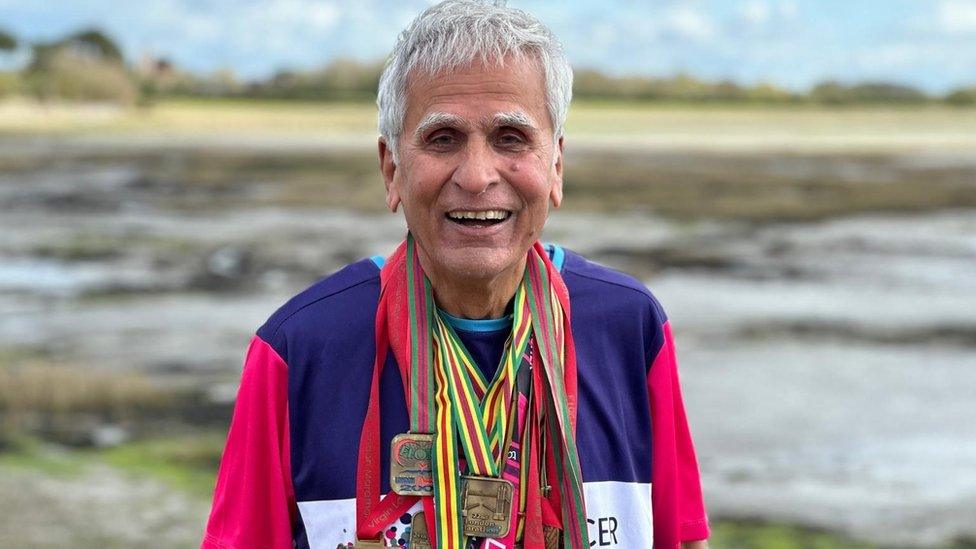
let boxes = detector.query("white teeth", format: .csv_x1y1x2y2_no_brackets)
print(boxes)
448,210,510,221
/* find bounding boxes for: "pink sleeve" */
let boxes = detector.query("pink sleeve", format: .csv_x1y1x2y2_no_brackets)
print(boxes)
202,335,296,549
648,321,710,547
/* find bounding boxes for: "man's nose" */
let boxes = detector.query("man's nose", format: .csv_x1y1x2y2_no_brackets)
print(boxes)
451,141,498,194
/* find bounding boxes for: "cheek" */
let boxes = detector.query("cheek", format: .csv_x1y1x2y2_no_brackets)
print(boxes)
401,160,449,209
511,168,553,209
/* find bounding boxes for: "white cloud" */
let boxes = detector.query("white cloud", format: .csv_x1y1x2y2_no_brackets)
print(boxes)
306,2,341,30
241,0,340,31
739,0,798,27
661,5,715,41
742,0,772,26
940,0,976,34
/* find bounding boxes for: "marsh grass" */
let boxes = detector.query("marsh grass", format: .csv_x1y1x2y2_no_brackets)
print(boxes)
0,430,223,498
710,520,876,549
0,363,176,447
100,433,224,497
0,433,87,477
0,364,169,418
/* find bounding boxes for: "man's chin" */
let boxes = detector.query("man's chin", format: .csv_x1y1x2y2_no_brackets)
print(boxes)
436,249,525,282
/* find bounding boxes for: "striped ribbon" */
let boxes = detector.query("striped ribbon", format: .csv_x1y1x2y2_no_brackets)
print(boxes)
524,250,590,549
405,234,531,548
399,234,588,549
406,236,436,433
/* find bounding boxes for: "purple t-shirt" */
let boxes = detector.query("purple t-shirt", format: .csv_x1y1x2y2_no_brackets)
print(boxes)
202,244,710,549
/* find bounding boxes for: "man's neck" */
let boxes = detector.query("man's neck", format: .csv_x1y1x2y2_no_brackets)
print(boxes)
421,254,526,320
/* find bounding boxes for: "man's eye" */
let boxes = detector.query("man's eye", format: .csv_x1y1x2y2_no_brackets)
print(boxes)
496,133,525,147
428,133,457,147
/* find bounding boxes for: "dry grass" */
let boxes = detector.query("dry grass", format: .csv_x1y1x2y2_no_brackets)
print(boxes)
1,98,975,153
0,364,170,421
0,97,378,136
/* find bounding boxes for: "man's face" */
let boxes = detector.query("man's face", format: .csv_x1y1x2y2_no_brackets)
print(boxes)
379,55,564,284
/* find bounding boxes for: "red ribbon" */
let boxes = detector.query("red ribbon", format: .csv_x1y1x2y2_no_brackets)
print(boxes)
356,240,580,545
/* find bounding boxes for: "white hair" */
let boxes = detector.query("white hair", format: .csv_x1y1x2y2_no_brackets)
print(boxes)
377,0,573,163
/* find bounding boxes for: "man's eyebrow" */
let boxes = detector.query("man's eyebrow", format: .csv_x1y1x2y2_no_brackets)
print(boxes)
413,112,467,139
485,111,539,131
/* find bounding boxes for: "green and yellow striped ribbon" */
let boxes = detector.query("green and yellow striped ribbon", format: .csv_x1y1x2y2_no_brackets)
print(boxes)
405,233,587,549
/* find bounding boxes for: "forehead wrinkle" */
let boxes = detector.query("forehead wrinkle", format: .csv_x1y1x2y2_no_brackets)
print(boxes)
413,112,468,139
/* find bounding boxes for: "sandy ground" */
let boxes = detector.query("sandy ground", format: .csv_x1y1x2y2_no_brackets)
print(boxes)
0,461,208,548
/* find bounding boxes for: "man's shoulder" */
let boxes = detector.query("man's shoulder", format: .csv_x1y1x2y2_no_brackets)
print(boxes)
251,246,670,363
255,258,380,360
560,248,669,365
560,247,667,322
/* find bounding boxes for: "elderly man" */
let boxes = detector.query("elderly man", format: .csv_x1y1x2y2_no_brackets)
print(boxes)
202,1,709,548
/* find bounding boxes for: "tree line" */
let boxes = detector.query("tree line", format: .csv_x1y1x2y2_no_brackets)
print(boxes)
1,27,974,106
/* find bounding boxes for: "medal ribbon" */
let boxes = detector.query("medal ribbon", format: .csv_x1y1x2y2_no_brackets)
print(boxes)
356,235,588,548
426,244,532,548
407,236,437,434
525,252,589,549
432,283,531,477
355,240,422,542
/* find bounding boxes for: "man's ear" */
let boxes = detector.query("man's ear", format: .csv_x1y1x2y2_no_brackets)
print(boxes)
378,137,400,212
549,136,564,209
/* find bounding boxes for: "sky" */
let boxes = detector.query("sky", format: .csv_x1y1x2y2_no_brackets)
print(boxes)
1,0,974,93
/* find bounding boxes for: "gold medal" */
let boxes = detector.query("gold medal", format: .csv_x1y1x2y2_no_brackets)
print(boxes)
351,540,385,548
390,432,435,496
408,511,432,549
460,475,514,538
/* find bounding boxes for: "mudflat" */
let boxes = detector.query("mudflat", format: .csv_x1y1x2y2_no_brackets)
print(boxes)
1,101,974,547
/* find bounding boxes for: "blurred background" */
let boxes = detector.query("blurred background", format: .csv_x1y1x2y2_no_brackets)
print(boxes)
0,1,974,547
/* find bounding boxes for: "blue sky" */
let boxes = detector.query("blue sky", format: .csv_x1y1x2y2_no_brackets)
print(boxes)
1,0,974,93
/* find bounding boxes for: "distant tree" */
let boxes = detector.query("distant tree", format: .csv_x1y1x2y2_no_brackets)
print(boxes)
812,80,929,104
712,79,745,101
573,68,626,98
747,82,797,103
945,87,976,106
26,45,136,104
810,80,851,104
318,57,383,99
0,28,16,51
848,82,926,103
63,28,124,64
29,27,124,71
0,72,20,97
241,58,382,101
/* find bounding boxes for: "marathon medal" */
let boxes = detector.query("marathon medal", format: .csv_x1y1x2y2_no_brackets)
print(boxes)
408,511,432,549
350,540,385,549
460,475,514,538
390,432,435,496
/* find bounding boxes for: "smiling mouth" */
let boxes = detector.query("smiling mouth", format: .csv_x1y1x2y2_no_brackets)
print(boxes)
445,209,512,228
